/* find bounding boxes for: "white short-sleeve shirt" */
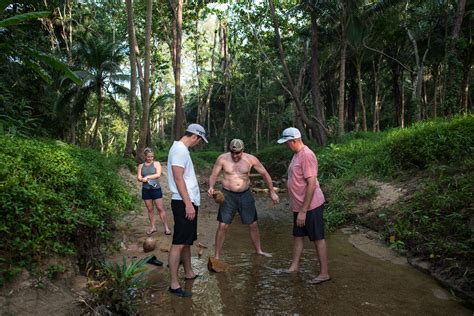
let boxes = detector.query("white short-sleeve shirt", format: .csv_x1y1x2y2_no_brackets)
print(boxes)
167,141,200,206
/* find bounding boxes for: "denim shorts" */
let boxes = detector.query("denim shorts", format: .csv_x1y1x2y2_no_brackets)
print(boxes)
217,188,257,225
142,187,163,200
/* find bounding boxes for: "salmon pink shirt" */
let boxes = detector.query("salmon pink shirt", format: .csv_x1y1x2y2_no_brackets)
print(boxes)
287,146,325,212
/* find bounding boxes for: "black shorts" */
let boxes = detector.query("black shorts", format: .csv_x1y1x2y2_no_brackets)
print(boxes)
142,187,163,200
293,204,325,241
217,188,257,225
171,200,198,245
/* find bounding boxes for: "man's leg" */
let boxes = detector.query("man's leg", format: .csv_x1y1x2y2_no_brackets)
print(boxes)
314,239,330,278
181,245,196,279
214,222,229,260
169,244,184,290
288,236,304,272
249,221,271,257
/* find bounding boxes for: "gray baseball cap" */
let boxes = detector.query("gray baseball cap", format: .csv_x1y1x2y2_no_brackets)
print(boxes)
186,123,208,143
277,127,302,144
229,139,244,152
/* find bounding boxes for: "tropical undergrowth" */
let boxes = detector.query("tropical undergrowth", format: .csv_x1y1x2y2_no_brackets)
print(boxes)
258,115,473,293
85,256,150,316
0,136,134,287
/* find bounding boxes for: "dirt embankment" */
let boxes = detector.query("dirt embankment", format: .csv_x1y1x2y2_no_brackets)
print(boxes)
344,178,473,305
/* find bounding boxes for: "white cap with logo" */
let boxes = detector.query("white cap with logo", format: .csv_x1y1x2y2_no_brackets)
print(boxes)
277,127,302,144
186,123,208,143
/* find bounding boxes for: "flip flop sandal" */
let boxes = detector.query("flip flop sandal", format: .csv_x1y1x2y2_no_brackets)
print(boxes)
169,287,192,297
184,274,201,280
146,255,163,267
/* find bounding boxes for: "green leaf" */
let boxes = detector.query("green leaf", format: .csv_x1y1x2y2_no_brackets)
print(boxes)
23,58,53,85
0,11,50,28
0,0,10,13
27,50,82,85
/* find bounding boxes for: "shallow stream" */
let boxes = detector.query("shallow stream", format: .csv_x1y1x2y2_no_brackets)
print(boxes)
139,195,472,315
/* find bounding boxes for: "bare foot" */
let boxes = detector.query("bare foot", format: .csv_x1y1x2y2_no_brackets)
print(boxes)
287,268,299,273
256,251,272,258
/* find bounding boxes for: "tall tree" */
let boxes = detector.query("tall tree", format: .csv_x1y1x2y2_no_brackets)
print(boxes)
267,0,325,142
168,0,186,140
124,0,137,159
136,0,153,162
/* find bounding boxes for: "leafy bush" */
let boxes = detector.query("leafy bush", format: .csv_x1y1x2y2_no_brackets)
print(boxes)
385,116,474,170
0,136,134,286
87,256,149,315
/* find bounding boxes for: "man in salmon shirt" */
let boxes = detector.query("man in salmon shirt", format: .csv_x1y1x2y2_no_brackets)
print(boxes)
277,127,330,284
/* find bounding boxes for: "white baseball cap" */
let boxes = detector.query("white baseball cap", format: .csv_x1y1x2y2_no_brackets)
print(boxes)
277,127,301,144
186,123,208,143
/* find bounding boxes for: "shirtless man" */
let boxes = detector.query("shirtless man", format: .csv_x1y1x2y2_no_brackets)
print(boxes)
207,139,280,259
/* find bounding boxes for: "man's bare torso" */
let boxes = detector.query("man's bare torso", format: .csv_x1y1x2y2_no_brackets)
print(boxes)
220,153,254,192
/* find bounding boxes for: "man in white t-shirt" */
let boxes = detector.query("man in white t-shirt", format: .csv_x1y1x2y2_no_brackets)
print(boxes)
167,123,208,297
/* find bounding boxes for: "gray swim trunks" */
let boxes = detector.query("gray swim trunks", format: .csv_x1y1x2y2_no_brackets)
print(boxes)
217,188,258,224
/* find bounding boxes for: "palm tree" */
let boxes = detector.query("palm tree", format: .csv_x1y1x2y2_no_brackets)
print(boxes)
58,36,127,147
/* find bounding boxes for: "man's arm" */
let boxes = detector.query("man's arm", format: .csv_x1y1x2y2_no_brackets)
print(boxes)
172,165,196,220
251,156,280,204
296,176,317,227
207,156,224,197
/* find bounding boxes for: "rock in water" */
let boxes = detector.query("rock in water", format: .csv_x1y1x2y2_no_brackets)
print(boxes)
208,256,230,272
143,237,156,252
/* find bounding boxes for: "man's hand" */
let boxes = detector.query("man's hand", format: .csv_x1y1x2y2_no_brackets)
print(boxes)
207,187,214,198
185,203,196,221
296,211,306,227
270,191,280,204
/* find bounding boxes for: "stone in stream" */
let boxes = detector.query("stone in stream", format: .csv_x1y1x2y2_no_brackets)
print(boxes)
208,257,230,272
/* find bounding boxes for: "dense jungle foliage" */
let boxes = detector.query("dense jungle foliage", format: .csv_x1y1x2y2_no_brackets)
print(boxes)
0,136,134,286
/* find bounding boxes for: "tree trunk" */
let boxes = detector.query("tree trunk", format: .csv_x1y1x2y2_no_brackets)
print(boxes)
406,28,430,121
256,67,261,152
356,58,367,131
170,0,186,140
194,13,202,124
391,63,403,127
201,28,218,127
373,57,382,132
220,21,232,151
136,0,153,163
337,3,347,137
445,0,467,115
91,84,103,148
432,64,439,118
124,0,137,159
268,0,327,139
460,36,472,114
310,13,327,145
